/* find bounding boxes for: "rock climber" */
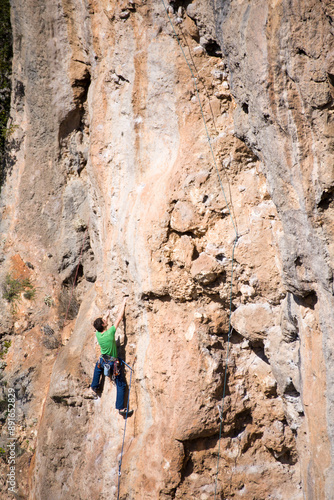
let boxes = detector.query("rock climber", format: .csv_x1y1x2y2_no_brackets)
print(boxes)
91,298,128,415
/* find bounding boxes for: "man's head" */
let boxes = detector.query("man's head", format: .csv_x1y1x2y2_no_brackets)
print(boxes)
94,317,107,332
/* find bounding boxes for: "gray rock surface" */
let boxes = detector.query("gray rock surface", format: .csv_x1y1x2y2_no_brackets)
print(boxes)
215,0,334,495
0,0,333,498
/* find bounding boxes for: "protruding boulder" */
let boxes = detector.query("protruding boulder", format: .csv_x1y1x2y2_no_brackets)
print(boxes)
170,201,203,235
190,253,223,285
231,303,278,342
172,235,196,267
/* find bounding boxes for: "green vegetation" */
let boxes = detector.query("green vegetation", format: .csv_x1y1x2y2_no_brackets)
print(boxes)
23,287,36,300
2,273,35,311
1,122,17,140
3,274,24,302
0,340,11,359
0,0,13,186
44,294,54,307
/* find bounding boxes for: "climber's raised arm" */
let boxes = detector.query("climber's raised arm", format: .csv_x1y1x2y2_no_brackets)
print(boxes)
114,298,127,330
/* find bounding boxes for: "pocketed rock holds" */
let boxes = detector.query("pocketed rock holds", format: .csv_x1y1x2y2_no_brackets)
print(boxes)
190,253,223,285
170,201,203,235
231,303,278,342
119,10,130,19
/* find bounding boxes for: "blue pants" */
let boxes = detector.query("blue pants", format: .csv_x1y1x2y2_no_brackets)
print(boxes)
91,358,126,410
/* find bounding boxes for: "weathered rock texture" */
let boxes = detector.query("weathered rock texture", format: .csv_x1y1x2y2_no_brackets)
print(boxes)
215,0,334,497
0,0,333,499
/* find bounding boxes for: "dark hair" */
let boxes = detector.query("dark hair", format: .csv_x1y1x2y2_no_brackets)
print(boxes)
94,318,105,332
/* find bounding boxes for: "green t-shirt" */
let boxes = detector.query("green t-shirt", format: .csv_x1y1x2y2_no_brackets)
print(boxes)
96,325,117,357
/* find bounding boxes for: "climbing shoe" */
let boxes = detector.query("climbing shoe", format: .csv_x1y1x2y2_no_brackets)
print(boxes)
91,387,101,398
119,408,134,417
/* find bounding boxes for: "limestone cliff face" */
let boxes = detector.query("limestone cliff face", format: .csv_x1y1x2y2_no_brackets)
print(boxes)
0,0,333,499
215,1,334,497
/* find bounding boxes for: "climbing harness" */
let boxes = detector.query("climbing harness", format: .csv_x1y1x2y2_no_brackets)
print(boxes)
99,355,121,379
117,360,133,500
160,3,240,499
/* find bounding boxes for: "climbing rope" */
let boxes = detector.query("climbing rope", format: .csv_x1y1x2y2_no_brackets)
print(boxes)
214,236,238,499
160,3,239,498
161,0,238,235
117,360,133,500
